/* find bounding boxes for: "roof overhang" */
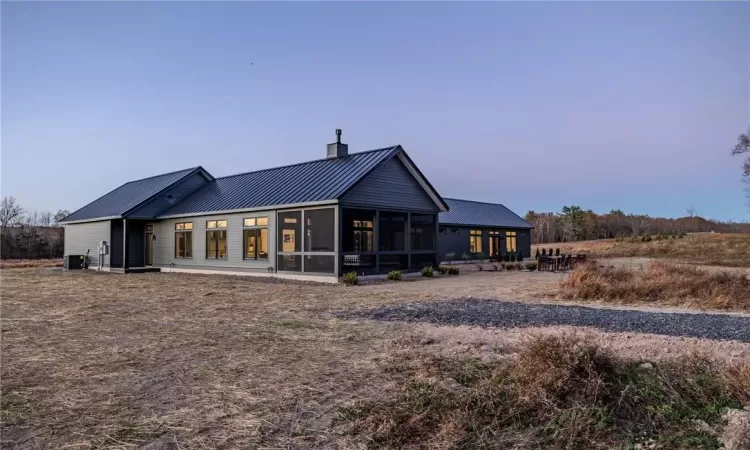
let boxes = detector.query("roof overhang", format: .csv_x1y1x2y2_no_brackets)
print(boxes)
58,216,121,225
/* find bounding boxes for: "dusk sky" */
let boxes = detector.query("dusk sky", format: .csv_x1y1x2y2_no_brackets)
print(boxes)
2,2,749,221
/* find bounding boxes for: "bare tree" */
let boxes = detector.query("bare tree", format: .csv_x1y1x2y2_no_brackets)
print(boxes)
732,127,750,210
0,196,24,229
39,212,53,227
53,209,71,225
685,205,699,217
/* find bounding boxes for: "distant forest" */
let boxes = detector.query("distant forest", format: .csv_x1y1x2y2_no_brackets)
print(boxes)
0,197,69,260
525,206,750,244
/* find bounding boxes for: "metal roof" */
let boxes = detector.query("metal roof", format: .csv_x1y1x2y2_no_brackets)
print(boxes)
439,198,533,229
61,167,203,223
159,146,408,216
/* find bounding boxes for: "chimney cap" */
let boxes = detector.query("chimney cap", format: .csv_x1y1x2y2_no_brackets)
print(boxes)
335,129,342,143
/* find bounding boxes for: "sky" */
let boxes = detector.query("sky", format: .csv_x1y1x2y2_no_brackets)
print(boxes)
2,2,749,221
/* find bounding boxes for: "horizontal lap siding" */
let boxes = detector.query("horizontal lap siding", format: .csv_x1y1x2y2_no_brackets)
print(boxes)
153,210,276,272
64,220,111,267
340,157,439,213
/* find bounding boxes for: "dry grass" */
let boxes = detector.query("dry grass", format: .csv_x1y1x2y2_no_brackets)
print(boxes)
340,334,748,449
559,260,750,311
2,269,748,449
532,233,750,267
0,258,62,269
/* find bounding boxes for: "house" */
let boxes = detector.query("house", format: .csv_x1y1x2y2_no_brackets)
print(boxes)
61,131,532,281
438,198,533,261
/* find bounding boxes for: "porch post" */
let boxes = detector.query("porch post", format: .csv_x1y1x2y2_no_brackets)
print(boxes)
406,212,411,270
123,218,128,269
374,210,380,273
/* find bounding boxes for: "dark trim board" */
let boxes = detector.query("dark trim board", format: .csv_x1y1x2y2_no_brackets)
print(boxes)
437,225,532,261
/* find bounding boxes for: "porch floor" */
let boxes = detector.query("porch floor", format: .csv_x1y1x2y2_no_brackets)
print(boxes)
109,267,162,274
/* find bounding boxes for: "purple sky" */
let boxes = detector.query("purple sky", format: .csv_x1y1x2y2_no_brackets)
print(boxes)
2,2,749,220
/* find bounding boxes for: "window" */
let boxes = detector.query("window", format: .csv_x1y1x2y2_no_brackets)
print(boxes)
343,209,375,252
278,211,302,252
506,231,517,253
174,222,193,258
469,229,482,253
489,230,501,256
439,228,447,234
451,228,459,235
410,214,435,251
206,220,227,259
305,208,335,252
244,217,269,260
243,217,269,227
378,211,406,251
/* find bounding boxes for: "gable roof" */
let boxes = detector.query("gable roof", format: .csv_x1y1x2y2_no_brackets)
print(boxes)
158,146,448,217
439,198,533,229
60,167,210,223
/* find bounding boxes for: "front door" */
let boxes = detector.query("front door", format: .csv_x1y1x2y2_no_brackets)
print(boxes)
145,224,154,266
488,231,501,260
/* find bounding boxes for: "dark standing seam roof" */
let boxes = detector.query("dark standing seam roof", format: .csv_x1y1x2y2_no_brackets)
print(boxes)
439,198,533,229
159,146,403,216
61,167,202,223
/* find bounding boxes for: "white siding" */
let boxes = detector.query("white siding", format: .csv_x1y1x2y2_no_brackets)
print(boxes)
153,210,276,273
64,220,111,267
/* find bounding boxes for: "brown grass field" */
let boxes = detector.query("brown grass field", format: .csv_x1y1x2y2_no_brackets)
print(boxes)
0,259,62,269
532,233,750,267
2,267,749,449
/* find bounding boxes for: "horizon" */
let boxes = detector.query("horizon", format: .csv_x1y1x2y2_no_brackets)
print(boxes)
2,2,749,221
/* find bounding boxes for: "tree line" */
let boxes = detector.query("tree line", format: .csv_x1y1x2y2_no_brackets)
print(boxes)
0,196,70,260
525,206,750,244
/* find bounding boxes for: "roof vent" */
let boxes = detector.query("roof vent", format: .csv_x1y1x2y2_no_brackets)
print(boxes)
327,129,349,159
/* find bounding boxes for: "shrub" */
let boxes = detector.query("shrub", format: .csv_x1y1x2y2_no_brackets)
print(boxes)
524,261,538,271
444,252,455,263
420,266,434,277
517,250,523,262
476,252,485,262
505,262,518,271
642,234,652,242
343,271,358,286
510,253,516,262
438,266,449,275
387,270,403,281
447,266,460,275
461,253,471,264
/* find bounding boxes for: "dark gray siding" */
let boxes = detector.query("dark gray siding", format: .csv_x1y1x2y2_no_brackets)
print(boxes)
110,220,124,267
438,226,532,261
127,221,146,267
128,173,209,218
340,157,439,213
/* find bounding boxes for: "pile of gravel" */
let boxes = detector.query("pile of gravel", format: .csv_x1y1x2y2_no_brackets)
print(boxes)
349,299,750,342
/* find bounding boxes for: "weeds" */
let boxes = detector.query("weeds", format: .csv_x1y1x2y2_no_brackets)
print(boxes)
340,335,747,449
560,261,750,310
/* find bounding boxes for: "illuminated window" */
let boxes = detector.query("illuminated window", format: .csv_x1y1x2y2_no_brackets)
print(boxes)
243,217,269,260
506,231,517,253
206,220,227,259
469,229,483,253
174,222,193,258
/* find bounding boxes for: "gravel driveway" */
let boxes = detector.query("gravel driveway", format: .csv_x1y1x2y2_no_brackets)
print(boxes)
352,299,750,342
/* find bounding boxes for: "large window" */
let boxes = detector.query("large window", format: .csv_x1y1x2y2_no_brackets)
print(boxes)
243,217,268,260
305,208,335,252
206,220,227,259
378,211,406,251
489,230,501,257
174,222,193,258
469,229,483,253
343,209,374,252
410,214,435,251
278,211,301,252
506,231,517,253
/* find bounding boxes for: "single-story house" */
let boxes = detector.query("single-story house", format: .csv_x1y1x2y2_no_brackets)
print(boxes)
438,198,533,261
61,131,531,281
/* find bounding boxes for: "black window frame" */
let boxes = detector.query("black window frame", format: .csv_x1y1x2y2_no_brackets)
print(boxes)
205,220,228,259
174,222,193,258
243,218,269,260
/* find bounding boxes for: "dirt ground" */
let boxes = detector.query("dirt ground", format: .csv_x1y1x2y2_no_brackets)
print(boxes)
2,268,749,449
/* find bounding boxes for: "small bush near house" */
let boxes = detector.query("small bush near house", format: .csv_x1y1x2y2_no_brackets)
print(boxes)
461,253,471,264
447,266,460,275
505,262,518,271
339,334,748,450
387,270,403,281
524,261,538,271
476,252,485,262
342,271,358,286
421,266,434,277
438,266,449,275
444,252,455,263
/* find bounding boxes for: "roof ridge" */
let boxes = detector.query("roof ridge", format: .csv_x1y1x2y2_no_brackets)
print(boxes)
444,197,509,207
212,146,399,181
122,166,200,185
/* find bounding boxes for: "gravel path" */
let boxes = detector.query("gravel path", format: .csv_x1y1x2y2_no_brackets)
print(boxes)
352,299,750,343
